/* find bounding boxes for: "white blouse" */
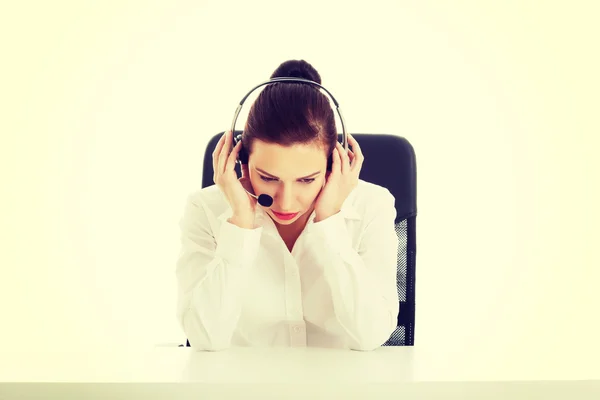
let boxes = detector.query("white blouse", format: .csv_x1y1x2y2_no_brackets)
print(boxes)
175,179,399,351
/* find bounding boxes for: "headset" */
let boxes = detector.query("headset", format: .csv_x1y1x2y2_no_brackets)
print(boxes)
229,77,348,208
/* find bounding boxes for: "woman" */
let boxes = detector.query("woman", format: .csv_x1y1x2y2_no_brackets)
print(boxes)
176,59,399,351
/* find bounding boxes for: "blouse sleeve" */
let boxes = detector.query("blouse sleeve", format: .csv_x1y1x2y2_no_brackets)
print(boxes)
300,190,399,351
175,194,263,350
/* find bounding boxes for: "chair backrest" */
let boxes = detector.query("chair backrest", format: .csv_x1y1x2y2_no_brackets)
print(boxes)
190,131,417,346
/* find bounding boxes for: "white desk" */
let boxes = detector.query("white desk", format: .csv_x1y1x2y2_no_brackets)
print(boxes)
0,345,598,399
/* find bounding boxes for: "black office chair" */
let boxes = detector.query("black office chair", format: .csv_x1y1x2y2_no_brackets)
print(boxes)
181,132,417,347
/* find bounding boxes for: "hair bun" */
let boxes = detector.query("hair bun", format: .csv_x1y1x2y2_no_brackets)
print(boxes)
270,59,321,84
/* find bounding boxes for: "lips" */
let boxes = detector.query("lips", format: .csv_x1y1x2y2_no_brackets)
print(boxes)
272,211,298,220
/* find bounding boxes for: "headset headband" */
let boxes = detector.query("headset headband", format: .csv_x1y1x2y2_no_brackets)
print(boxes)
229,77,348,151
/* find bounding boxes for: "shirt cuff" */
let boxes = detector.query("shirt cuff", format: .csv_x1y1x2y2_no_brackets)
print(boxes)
305,211,352,255
214,221,263,266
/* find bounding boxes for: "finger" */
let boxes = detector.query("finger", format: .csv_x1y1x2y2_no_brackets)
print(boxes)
348,150,356,170
212,131,226,164
336,142,349,175
218,130,232,175
331,145,341,176
213,132,227,182
347,134,364,172
348,149,355,164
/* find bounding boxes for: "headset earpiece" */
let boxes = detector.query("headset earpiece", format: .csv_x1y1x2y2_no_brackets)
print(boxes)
234,133,249,165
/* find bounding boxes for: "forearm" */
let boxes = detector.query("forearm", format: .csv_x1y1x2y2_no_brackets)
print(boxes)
302,214,399,350
176,218,262,350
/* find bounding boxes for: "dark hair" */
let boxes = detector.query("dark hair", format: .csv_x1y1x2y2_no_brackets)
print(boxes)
242,59,337,167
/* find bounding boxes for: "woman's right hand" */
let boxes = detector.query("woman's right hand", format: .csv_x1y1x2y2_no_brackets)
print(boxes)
212,130,258,223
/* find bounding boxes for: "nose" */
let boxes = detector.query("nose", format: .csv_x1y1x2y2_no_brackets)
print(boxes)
276,182,295,211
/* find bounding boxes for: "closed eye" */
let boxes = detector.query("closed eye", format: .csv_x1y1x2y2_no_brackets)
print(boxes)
259,175,315,184
259,175,277,182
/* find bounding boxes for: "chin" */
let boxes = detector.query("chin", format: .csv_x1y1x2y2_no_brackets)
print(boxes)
276,219,296,225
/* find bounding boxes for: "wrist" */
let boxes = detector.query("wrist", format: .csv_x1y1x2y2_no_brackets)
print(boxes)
314,209,340,222
228,214,255,229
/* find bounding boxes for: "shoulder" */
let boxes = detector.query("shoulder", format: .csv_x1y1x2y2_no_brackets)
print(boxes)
344,179,396,220
182,184,229,219
354,178,394,198
352,179,395,205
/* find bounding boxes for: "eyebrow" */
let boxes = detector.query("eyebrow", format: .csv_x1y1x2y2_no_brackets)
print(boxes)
255,168,321,180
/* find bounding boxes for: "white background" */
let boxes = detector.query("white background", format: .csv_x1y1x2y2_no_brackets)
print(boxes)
1,0,598,365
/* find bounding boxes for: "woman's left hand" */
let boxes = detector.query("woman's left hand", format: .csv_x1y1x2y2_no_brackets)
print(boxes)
314,134,364,222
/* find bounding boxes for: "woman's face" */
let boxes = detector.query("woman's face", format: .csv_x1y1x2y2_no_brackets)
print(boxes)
248,139,328,226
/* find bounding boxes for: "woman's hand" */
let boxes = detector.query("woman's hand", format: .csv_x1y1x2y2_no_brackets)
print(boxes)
212,130,257,224
314,134,364,222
